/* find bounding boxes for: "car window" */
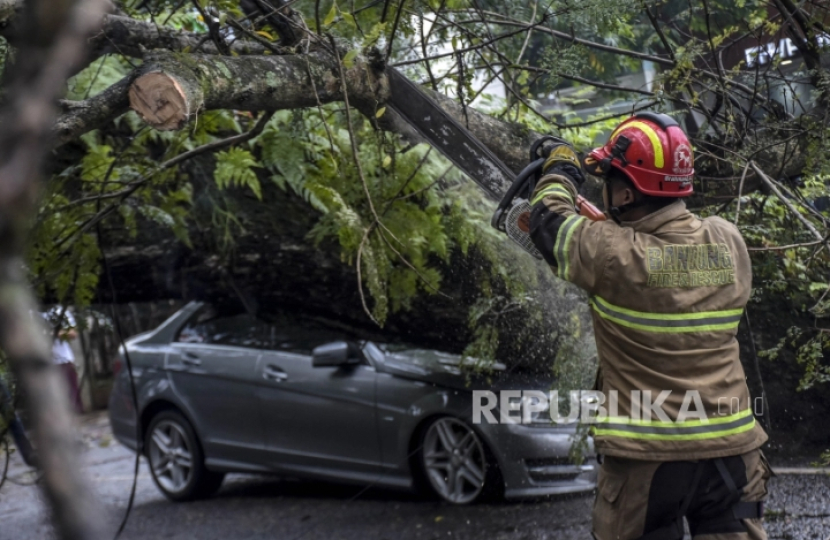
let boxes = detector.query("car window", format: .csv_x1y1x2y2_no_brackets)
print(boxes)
176,306,360,353
262,315,353,355
177,311,270,349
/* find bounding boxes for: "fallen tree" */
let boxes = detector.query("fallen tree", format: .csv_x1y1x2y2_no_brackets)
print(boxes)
1,0,828,378
97,166,589,360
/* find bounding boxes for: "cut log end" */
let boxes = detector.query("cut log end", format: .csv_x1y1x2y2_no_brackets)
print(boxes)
129,71,190,130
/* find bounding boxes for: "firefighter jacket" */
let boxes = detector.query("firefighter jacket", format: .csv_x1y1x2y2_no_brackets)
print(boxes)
530,174,768,461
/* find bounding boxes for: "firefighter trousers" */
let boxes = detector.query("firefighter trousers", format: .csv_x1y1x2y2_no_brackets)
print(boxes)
592,448,773,540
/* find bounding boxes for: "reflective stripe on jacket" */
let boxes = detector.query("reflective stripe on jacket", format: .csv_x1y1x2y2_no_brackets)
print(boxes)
531,174,768,461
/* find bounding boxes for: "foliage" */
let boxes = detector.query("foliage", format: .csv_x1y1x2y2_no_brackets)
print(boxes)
0,36,9,82
252,107,535,326
214,148,262,200
34,63,552,367
708,174,830,392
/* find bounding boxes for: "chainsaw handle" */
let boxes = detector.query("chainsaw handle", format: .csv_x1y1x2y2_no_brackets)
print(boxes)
496,158,545,212
576,195,606,221
529,135,570,162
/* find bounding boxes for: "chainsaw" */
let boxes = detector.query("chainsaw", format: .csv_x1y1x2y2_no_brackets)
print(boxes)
386,69,605,260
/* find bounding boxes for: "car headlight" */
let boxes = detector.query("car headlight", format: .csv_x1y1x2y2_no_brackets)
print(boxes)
523,393,552,425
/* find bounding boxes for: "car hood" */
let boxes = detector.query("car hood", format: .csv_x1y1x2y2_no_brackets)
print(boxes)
377,348,557,392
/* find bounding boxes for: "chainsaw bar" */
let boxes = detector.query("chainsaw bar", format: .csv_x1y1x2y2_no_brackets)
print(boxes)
386,68,515,201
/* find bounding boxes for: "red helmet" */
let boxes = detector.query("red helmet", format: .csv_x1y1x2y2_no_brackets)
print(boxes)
585,112,694,197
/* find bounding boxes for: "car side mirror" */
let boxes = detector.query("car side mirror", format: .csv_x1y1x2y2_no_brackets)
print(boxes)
312,341,358,367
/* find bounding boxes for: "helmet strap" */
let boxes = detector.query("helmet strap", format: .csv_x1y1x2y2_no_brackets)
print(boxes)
609,199,650,221
602,181,622,224
604,180,650,223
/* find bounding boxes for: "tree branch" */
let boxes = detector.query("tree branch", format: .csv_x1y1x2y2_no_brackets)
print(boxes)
477,13,675,66
1,4,274,59
52,48,542,178
55,75,132,145
131,50,387,128
43,31,806,198
751,162,825,242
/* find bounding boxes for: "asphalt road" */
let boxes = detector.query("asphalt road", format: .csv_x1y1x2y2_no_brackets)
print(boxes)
0,413,828,540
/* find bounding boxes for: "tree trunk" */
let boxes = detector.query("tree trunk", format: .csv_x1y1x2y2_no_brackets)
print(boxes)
0,0,108,537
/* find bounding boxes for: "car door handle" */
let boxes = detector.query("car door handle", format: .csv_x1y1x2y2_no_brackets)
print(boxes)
182,352,201,366
263,365,288,382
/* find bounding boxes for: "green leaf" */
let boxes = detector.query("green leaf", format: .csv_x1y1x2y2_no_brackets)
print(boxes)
260,128,306,189
341,12,356,29
80,143,117,182
343,49,358,69
214,148,262,200
138,205,175,227
66,56,131,101
323,2,337,27
362,22,387,48
375,107,386,118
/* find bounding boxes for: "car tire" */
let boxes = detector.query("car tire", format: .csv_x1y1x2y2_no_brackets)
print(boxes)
415,416,503,504
145,410,224,501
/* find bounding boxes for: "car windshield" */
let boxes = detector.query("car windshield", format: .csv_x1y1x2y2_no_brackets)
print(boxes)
376,342,421,353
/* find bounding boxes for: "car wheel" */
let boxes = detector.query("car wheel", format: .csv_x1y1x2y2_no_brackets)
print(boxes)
417,417,502,504
145,410,224,501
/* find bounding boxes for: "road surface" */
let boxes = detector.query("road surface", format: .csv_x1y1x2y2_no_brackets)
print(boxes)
0,413,828,540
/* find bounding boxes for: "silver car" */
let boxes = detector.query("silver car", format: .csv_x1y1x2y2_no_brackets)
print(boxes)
109,302,596,504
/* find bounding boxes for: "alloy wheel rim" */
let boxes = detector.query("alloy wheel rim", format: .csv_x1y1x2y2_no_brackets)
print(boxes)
148,420,193,493
422,417,487,504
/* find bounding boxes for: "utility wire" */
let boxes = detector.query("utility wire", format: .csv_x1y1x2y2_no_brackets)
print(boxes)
100,243,142,540
0,438,9,492
743,309,771,433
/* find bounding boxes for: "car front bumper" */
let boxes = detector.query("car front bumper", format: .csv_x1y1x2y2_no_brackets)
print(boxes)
486,422,597,500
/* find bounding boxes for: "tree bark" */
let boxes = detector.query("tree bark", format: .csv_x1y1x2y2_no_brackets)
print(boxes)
54,50,543,183
88,13,273,58
127,50,384,129
2,3,545,177
56,75,132,143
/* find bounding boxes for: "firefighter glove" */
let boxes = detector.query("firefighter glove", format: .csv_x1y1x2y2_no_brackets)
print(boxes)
529,203,567,267
541,144,586,189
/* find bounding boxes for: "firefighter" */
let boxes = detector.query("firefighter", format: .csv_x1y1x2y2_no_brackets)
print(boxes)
528,112,771,540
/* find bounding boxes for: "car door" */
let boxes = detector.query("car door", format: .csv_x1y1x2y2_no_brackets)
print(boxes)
167,307,266,464
256,316,382,479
